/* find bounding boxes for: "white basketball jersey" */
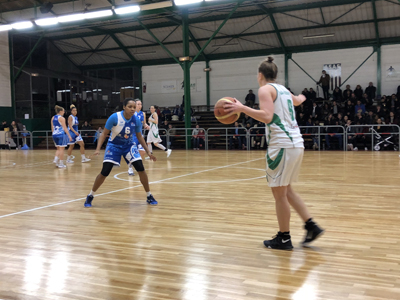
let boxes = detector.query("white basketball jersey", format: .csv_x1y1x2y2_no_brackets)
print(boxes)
265,83,304,148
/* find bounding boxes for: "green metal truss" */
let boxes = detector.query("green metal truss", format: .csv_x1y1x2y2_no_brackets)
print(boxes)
257,4,286,53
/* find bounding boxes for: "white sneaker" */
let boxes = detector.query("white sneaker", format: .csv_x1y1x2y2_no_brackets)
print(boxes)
353,147,358,151
167,149,172,158
66,159,74,163
81,158,91,163
145,156,150,160
128,167,135,176
58,164,67,169
53,159,59,165
365,147,368,151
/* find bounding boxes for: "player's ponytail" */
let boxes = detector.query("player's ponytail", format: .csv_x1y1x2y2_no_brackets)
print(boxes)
55,105,64,114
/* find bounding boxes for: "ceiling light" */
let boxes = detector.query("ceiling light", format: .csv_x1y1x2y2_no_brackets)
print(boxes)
179,56,192,61
114,5,140,14
85,10,113,19
134,51,157,55
303,34,335,40
35,17,59,26
212,43,239,48
0,24,12,32
58,13,85,23
12,21,33,29
174,0,203,6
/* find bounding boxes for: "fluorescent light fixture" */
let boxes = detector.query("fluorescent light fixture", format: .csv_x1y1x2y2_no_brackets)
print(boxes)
140,1,172,10
12,21,33,29
93,89,102,92
179,56,192,61
114,5,140,15
0,24,12,32
134,51,157,55
303,34,335,40
35,17,59,26
85,10,113,19
174,0,203,5
212,43,239,48
57,90,71,93
58,13,85,23
135,87,140,90
121,86,135,89
31,73,39,77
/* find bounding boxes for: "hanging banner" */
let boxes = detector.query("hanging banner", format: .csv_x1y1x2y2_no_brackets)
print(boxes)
161,80,177,93
323,63,342,89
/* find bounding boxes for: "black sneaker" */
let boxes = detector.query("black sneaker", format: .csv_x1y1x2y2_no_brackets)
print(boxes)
263,232,293,251
84,195,94,207
302,223,324,246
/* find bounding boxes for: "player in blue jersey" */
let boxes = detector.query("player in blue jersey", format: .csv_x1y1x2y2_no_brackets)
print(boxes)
66,105,91,164
51,105,72,169
128,99,150,176
84,98,158,207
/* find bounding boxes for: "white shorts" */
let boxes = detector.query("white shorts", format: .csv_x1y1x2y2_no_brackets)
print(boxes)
137,143,145,152
266,147,304,187
146,131,162,144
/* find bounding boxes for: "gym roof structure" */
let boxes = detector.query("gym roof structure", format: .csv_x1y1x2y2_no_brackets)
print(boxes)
3,0,400,70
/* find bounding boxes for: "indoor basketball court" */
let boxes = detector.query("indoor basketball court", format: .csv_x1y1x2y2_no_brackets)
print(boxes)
1,149,399,299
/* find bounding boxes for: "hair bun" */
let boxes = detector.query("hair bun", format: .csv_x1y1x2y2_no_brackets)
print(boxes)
267,56,274,63
70,104,76,109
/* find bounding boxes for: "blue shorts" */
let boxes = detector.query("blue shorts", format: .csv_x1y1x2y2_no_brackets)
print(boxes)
68,131,83,145
53,133,69,148
103,144,141,166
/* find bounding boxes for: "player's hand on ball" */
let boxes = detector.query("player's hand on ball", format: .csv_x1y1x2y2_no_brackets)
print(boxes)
149,154,157,161
223,98,243,114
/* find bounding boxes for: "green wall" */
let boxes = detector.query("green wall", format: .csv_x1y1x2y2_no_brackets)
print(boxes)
0,107,14,123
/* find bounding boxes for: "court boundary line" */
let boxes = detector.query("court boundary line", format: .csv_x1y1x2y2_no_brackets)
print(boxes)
0,157,264,219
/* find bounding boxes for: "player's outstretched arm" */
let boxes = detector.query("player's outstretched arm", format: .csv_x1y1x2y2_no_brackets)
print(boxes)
59,116,72,141
292,93,306,106
94,128,110,155
136,132,156,161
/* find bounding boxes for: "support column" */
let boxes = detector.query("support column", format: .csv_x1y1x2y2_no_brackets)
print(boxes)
206,60,210,111
9,32,15,119
284,53,291,88
182,10,191,149
139,66,143,101
376,45,381,96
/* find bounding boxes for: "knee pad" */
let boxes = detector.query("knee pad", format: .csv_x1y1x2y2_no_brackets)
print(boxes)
100,162,114,177
132,160,145,172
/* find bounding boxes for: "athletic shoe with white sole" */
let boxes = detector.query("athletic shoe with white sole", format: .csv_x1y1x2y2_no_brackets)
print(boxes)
167,149,172,158
81,158,91,163
128,167,135,176
263,232,293,251
302,222,324,246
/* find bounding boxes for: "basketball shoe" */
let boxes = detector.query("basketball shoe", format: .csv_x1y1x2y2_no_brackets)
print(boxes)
302,220,324,246
146,194,158,205
128,166,135,176
264,232,293,250
84,195,94,207
167,149,172,158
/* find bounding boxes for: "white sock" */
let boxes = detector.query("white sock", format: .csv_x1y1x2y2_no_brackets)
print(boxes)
147,144,152,153
156,144,166,151
147,192,152,197
54,156,59,162
59,160,64,166
89,190,95,196
67,155,71,161
81,154,86,159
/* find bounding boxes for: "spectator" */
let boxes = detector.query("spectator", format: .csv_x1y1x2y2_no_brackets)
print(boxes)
343,90,352,102
317,70,330,100
302,88,310,101
309,88,316,100
386,111,399,125
380,95,388,107
229,121,246,150
192,124,201,150
333,87,343,102
337,113,344,126
310,102,321,121
172,105,180,117
253,103,259,110
155,105,161,117
389,94,399,112
345,120,357,151
375,105,385,119
325,113,335,125
81,121,92,144
168,124,176,149
344,85,352,96
354,112,364,124
362,93,371,108
325,120,344,150
0,120,8,131
198,129,205,149
354,85,363,100
321,103,330,119
350,93,358,104
242,114,253,127
297,112,306,126
344,100,355,120
397,85,400,99
365,111,375,125
331,101,340,117
178,105,184,121
365,82,376,101
245,89,256,108
251,122,265,149
162,107,172,121
355,100,366,115
9,120,23,148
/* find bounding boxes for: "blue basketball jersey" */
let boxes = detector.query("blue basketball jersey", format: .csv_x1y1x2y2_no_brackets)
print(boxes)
105,111,142,149
135,111,145,123
69,115,79,132
52,115,65,136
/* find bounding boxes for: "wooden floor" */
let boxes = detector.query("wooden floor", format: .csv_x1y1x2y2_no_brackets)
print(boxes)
0,149,399,300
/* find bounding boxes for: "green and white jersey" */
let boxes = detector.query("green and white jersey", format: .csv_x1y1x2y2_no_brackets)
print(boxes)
265,83,304,148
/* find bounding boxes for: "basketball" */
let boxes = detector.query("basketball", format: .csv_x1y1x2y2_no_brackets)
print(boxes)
214,97,240,124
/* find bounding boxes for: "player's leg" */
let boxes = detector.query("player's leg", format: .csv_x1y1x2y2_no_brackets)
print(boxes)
154,142,172,157
84,145,121,207
58,146,66,168
77,139,90,162
66,144,75,163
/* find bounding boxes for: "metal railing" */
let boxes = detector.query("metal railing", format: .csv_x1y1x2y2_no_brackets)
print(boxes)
9,124,399,152
0,130,33,149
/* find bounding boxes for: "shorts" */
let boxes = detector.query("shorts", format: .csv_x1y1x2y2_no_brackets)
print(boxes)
103,143,141,167
68,131,83,145
266,147,304,187
53,133,69,148
146,130,162,144
137,143,145,152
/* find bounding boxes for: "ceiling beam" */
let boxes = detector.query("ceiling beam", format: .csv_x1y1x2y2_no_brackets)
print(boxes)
78,36,400,70
371,0,380,43
62,16,400,56
258,4,286,53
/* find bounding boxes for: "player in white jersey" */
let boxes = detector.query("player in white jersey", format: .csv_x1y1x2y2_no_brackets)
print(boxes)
66,105,91,164
51,105,72,168
146,105,172,158
128,99,149,176
224,56,324,251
